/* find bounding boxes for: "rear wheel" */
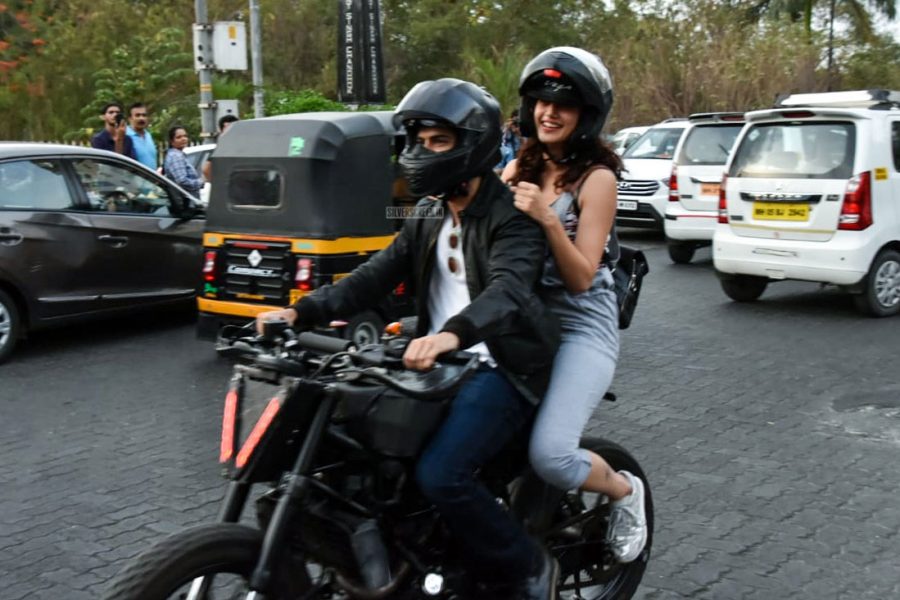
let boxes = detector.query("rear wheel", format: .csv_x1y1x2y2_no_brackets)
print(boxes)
667,242,695,265
514,437,653,600
344,310,384,346
101,523,310,600
720,275,767,302
853,250,900,317
0,289,21,364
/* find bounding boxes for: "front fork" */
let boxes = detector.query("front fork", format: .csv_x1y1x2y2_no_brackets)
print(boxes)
189,389,338,600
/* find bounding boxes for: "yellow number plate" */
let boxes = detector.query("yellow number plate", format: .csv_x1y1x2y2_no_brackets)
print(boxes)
700,183,720,196
752,202,809,222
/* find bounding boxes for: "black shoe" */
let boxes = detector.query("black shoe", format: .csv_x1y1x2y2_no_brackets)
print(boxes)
518,550,558,600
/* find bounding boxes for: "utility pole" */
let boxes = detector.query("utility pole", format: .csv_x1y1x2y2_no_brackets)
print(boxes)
249,0,265,117
194,0,217,140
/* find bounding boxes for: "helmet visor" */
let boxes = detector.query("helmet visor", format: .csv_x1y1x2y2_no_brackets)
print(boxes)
523,70,583,106
394,83,491,132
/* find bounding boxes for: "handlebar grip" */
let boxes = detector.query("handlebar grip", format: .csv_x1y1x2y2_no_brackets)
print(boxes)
296,332,355,354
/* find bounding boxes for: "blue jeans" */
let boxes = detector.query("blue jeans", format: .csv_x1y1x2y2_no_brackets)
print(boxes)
415,367,541,583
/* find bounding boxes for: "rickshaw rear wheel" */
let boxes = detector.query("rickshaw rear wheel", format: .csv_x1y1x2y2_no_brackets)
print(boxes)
344,310,384,346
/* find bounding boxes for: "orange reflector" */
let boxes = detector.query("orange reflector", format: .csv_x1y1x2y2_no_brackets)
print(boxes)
220,389,238,463
385,321,402,336
235,397,282,468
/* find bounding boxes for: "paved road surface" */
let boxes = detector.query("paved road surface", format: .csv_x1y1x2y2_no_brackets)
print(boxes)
2,231,899,599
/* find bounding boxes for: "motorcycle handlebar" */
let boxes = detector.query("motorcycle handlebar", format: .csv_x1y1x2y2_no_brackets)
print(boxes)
295,332,355,354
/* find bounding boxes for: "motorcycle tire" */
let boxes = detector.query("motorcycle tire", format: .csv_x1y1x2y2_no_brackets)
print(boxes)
101,523,311,600
514,436,654,600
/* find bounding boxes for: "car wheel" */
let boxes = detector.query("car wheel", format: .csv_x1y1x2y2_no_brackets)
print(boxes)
667,242,695,265
0,289,22,363
720,275,767,302
853,249,900,317
343,310,384,347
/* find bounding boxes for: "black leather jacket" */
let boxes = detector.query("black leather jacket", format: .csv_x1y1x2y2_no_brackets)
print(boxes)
290,172,560,403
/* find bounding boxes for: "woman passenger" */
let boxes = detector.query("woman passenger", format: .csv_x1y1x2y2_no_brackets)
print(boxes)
501,47,648,563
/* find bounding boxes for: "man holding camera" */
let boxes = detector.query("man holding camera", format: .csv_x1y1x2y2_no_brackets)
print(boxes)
90,102,136,160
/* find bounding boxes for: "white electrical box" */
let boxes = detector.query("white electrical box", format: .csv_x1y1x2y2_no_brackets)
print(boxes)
192,24,212,71
215,100,240,123
211,21,248,71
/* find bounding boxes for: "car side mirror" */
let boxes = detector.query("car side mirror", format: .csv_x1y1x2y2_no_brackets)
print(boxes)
171,188,203,219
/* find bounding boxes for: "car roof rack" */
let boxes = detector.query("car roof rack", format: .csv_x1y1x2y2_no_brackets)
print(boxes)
688,112,745,122
658,117,688,123
774,89,900,110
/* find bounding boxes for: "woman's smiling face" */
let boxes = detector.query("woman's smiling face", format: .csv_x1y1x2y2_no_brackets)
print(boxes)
534,99,581,149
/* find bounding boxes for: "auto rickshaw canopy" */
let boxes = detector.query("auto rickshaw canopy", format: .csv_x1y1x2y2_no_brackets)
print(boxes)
207,111,403,239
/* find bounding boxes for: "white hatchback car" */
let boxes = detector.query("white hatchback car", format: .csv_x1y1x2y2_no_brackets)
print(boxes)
664,112,745,263
714,89,900,316
616,119,689,231
610,125,649,155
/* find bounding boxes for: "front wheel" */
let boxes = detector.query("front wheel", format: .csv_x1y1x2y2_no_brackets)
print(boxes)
514,437,654,600
101,523,310,600
853,249,900,317
0,289,21,364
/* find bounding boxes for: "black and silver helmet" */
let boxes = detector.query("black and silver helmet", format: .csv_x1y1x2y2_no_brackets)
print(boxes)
393,78,501,198
518,47,614,150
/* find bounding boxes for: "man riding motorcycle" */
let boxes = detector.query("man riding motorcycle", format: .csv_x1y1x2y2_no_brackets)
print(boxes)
257,78,561,599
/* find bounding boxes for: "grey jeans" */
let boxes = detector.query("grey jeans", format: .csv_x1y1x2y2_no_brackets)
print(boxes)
529,270,620,490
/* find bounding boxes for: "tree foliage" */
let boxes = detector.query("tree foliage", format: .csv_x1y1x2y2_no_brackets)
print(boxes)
0,0,897,140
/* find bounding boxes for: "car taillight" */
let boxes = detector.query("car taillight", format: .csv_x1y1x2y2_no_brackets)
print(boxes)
295,258,315,291
718,175,728,224
838,172,873,231
668,165,679,202
202,250,217,282
393,282,406,296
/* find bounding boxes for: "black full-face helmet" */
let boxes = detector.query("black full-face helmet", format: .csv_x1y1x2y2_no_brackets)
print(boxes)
518,47,614,155
393,78,501,198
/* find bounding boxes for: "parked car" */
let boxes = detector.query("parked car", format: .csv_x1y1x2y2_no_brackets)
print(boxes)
714,89,900,316
664,112,745,263
0,143,205,362
610,125,649,155
616,118,689,230
184,143,216,207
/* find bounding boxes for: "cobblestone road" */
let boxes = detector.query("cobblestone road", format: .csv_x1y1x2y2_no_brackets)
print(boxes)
2,232,899,599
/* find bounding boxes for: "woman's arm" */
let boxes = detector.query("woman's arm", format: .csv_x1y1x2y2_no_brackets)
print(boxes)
513,168,617,294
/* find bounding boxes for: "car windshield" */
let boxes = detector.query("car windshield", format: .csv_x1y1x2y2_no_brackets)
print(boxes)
623,127,685,159
677,124,743,166
729,121,855,179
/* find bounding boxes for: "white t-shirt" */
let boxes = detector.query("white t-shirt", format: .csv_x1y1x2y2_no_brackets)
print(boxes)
427,215,495,364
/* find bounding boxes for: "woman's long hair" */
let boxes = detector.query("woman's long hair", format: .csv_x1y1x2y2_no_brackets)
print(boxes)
513,119,624,191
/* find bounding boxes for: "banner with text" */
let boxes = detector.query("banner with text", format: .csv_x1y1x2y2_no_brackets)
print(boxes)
337,0,385,104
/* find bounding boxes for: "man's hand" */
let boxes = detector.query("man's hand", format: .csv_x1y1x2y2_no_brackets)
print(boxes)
403,332,460,371
255,307,298,334
113,120,127,142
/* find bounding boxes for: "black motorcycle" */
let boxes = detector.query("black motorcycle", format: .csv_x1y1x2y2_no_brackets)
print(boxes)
103,322,653,600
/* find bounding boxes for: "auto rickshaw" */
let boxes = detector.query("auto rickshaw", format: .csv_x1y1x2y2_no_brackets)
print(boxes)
197,111,414,344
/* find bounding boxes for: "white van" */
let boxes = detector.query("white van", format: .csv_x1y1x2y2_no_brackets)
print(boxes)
616,119,689,230
714,90,900,316
664,113,745,263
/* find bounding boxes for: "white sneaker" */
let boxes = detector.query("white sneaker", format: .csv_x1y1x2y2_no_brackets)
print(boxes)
606,470,648,563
